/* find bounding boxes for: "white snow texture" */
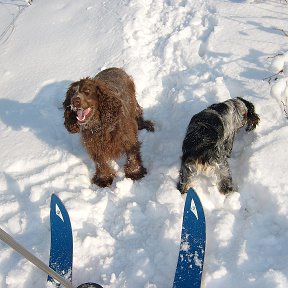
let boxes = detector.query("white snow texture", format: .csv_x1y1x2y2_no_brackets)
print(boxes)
0,0,288,287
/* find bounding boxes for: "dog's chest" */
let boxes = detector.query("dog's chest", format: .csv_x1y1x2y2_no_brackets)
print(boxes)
80,128,121,156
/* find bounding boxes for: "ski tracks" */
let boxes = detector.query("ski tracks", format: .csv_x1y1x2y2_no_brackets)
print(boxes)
124,0,220,99
120,1,235,287
122,0,238,205
123,0,222,182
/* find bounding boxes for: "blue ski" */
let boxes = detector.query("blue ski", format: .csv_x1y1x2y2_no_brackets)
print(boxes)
173,188,206,288
48,194,73,286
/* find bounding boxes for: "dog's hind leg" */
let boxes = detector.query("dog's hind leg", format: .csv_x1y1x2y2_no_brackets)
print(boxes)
215,159,234,195
177,159,197,194
124,141,147,180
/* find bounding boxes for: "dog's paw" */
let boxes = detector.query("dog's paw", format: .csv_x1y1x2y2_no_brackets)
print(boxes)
218,179,235,195
177,182,194,194
177,181,186,194
125,166,147,180
91,174,114,187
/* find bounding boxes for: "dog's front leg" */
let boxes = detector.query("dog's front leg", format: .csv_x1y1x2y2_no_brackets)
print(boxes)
215,159,234,195
91,158,116,187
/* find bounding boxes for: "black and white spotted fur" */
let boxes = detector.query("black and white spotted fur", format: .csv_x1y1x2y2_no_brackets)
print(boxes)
177,97,260,195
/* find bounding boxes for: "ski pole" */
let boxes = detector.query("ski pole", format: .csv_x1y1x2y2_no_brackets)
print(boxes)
0,227,74,288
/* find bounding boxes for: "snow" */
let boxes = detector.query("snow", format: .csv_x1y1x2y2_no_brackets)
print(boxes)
0,0,288,287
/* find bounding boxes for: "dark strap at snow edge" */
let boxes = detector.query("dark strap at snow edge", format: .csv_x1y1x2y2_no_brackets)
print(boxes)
0,227,74,288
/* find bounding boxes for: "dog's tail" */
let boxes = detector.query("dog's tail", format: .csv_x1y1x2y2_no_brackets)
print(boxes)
136,104,155,132
237,97,260,131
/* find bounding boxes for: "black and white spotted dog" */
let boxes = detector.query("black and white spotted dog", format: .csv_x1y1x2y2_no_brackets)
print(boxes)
177,97,260,195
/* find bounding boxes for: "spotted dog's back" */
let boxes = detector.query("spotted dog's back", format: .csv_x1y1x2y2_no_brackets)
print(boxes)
182,110,225,165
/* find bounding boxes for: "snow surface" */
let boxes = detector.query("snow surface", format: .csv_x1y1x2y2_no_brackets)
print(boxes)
0,0,288,287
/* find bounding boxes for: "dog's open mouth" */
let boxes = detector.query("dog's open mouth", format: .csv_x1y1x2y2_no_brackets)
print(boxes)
75,107,93,123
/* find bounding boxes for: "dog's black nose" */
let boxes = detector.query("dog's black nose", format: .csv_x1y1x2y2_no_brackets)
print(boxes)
72,97,81,108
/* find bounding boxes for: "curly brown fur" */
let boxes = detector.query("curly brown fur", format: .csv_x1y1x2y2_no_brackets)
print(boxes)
177,97,260,195
63,67,154,187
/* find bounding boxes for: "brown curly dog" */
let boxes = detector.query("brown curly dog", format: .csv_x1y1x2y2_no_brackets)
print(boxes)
63,67,154,187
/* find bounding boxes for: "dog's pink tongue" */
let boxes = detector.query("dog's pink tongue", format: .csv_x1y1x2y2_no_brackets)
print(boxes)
77,108,91,122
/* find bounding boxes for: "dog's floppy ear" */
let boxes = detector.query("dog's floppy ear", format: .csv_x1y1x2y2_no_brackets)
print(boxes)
63,81,80,133
63,110,80,133
237,97,260,131
95,81,123,125
63,81,79,109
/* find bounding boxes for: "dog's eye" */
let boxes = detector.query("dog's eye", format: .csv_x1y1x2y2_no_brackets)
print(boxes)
83,89,91,95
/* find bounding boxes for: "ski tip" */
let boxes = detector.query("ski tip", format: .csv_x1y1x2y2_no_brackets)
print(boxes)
50,194,71,226
186,187,202,203
185,187,205,223
186,187,197,196
186,187,200,205
50,193,62,205
50,194,67,212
